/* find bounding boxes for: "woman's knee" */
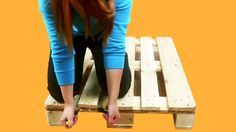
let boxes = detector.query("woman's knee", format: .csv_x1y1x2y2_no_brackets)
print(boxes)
118,84,131,99
118,73,132,98
118,53,132,98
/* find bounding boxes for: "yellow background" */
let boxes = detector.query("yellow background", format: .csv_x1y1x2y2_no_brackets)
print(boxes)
0,0,235,131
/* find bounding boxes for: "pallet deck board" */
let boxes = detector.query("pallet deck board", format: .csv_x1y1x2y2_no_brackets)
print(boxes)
140,37,160,110
156,37,196,111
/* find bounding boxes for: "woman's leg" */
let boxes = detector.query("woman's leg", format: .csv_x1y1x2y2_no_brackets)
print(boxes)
119,52,132,98
72,36,88,95
47,36,87,103
87,38,132,99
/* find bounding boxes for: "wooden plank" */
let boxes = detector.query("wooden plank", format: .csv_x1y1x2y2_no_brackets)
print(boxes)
159,97,168,112
45,94,80,111
135,60,161,72
156,37,196,111
136,38,157,46
107,113,134,128
133,96,168,112
78,65,101,109
45,111,63,126
45,95,65,110
173,113,195,129
140,37,160,110
133,96,141,111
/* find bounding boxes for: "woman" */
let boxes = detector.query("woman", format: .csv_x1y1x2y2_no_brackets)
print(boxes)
38,0,133,128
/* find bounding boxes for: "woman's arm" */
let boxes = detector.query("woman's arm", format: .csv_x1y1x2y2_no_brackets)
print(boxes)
105,69,123,126
38,0,76,86
60,85,74,105
104,70,123,126
102,0,133,126
59,85,77,128
106,69,123,105
38,0,77,128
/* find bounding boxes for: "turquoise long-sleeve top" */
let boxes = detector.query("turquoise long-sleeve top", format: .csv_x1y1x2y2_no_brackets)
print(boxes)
38,0,132,86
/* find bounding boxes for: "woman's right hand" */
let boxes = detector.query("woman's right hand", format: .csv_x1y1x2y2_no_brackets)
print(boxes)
60,104,78,128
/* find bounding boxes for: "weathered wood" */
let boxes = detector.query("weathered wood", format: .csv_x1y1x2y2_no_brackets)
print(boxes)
140,37,160,110
156,37,196,111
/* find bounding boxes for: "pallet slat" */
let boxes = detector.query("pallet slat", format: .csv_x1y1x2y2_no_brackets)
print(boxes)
133,96,168,112
156,37,196,111
140,37,160,110
135,60,161,72
45,95,65,110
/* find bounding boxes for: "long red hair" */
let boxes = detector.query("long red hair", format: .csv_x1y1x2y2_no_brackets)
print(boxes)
52,0,115,53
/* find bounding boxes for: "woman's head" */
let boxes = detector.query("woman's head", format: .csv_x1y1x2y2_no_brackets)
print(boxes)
52,0,115,52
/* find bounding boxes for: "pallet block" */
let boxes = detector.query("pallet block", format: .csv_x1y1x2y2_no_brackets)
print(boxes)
45,36,196,129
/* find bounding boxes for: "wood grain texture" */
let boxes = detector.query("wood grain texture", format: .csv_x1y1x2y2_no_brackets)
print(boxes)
156,37,196,111
140,37,160,110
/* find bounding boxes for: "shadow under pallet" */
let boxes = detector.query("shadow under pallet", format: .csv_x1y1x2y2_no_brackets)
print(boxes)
45,36,196,129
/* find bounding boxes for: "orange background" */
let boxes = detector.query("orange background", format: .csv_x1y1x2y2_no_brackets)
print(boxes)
0,0,235,131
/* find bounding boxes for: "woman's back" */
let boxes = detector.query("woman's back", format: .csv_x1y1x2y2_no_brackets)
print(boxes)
38,0,133,86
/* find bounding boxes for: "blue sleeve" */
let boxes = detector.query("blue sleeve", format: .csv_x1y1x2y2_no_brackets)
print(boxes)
38,0,75,86
102,0,133,69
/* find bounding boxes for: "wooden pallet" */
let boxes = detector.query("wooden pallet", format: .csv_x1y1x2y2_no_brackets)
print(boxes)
45,36,196,129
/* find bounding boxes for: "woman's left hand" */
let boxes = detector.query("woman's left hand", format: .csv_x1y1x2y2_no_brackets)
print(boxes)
103,102,120,127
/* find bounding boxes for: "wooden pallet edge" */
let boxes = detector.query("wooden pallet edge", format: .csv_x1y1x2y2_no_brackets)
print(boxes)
156,36,197,111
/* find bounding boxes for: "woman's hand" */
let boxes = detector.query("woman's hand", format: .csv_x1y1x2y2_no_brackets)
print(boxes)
60,104,78,128
104,69,123,126
59,85,78,128
103,102,120,127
